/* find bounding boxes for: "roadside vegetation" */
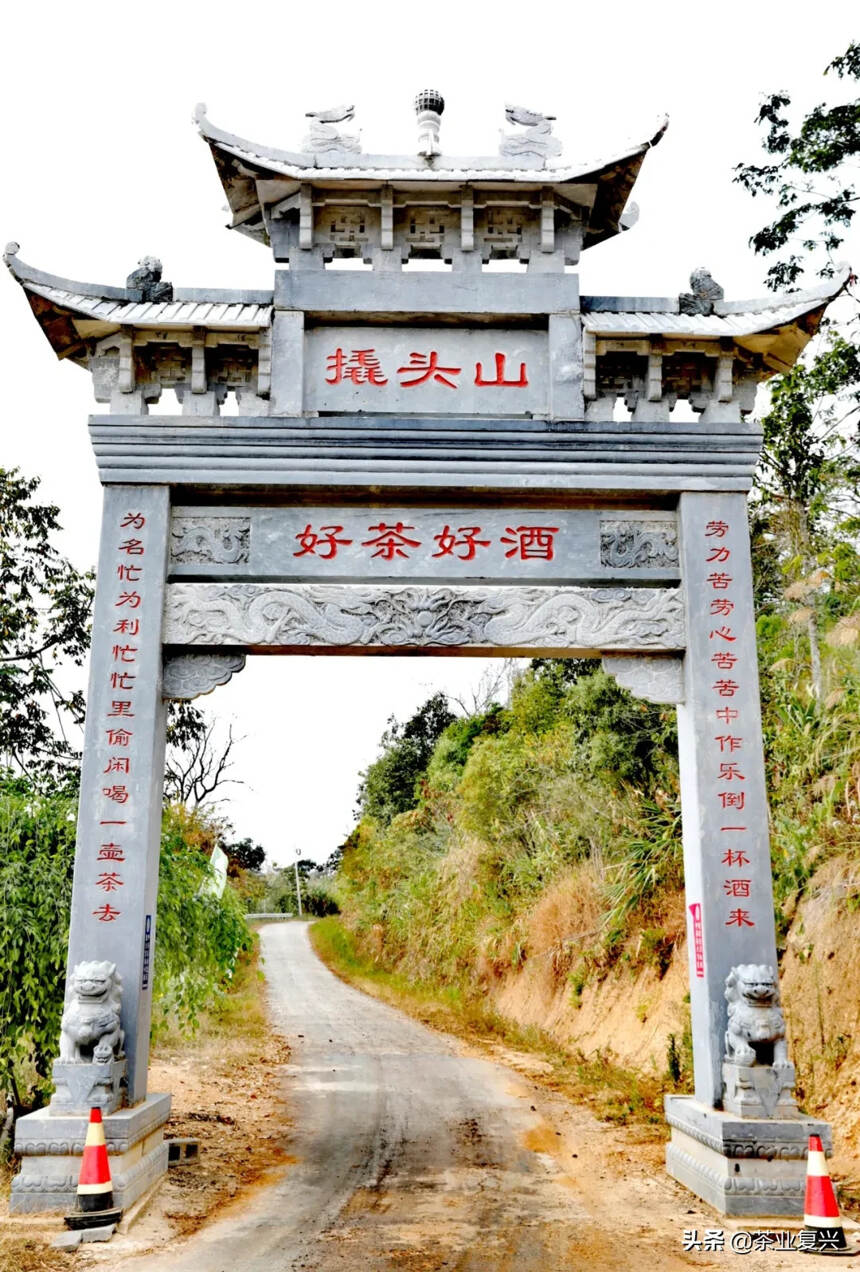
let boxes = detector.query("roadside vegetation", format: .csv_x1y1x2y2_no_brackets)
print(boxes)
323,44,860,1118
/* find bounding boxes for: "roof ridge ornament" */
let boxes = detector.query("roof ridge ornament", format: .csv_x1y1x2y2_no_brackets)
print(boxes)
499,105,562,164
303,104,361,156
126,257,173,303
679,267,724,317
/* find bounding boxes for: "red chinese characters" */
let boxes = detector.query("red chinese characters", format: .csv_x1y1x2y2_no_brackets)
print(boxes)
322,347,530,390
500,525,559,561
397,352,461,389
702,513,757,929
326,348,388,385
92,903,121,922
294,525,352,560
361,522,421,560
91,507,151,926
474,353,528,387
432,525,491,560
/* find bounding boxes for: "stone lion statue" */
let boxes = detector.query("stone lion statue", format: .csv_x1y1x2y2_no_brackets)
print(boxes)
59,961,124,1064
724,964,790,1069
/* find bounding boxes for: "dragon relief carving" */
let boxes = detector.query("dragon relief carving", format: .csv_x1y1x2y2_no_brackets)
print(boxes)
162,583,685,651
170,517,251,565
600,520,679,569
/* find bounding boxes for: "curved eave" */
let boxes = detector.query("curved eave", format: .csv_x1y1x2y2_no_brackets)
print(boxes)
4,251,272,365
583,268,850,374
197,110,667,250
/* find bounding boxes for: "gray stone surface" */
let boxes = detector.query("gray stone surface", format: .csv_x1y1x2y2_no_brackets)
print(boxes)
269,311,303,417
665,1096,831,1218
11,1095,170,1214
722,1061,797,1119
303,326,548,417
163,582,685,654
676,494,783,1111
16,1093,171,1156
50,1059,126,1116
81,1224,116,1242
601,655,685,704
87,414,762,492
167,506,680,585
664,1095,831,1156
64,487,170,1106
162,653,246,701
51,1230,82,1250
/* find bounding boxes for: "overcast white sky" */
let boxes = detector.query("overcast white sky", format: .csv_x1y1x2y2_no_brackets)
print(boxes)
1,1,856,865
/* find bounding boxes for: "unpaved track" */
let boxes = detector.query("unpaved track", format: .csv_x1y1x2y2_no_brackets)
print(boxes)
114,924,818,1271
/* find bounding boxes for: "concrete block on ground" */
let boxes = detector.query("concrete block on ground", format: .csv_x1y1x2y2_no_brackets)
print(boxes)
80,1224,116,1242
51,1230,82,1250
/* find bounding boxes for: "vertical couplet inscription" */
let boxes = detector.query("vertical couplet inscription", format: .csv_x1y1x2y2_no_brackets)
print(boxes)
67,485,169,1103
702,517,759,933
92,508,151,926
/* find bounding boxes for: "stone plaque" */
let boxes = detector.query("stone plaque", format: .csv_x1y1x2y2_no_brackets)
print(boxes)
304,326,548,415
168,507,680,584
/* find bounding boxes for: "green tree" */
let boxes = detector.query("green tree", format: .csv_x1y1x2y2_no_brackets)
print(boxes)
358,691,456,823
736,43,860,700
223,835,266,873
0,469,93,782
734,42,859,288
755,337,860,698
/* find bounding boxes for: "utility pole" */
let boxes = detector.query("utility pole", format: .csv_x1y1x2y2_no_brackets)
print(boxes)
293,853,303,918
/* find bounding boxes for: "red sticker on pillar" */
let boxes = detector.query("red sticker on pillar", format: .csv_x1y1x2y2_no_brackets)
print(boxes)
689,903,705,978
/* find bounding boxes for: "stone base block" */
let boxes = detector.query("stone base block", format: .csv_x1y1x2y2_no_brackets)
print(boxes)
49,1058,127,1116
10,1093,170,1214
665,1095,832,1218
722,1060,797,1119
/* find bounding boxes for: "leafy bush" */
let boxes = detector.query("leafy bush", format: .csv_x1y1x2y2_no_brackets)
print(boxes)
0,783,76,1108
152,806,253,1032
0,789,253,1108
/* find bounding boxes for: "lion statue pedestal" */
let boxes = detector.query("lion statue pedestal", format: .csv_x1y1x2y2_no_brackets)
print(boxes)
721,964,798,1119
50,961,127,1116
665,963,830,1216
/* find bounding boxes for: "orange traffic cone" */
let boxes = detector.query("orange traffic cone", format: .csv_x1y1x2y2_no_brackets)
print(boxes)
64,1108,123,1230
799,1134,859,1257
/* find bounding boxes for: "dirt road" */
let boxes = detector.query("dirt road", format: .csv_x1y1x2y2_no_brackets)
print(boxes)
109,923,832,1271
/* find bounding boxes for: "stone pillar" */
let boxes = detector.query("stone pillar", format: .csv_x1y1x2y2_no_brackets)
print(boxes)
269,309,304,416
666,491,830,1216
64,484,169,1104
675,492,778,1105
11,485,171,1212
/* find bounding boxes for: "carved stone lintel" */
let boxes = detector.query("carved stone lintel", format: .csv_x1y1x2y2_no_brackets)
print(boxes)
162,653,246,701
163,583,685,652
602,655,684,704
